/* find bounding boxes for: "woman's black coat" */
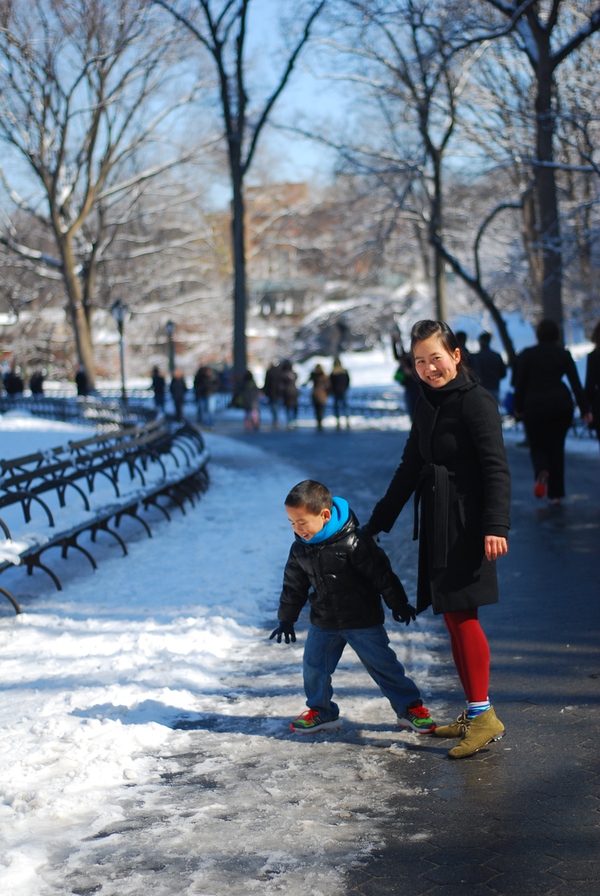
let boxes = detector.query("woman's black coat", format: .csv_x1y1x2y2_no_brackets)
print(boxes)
367,374,511,616
584,348,600,434
277,510,410,630
513,342,588,420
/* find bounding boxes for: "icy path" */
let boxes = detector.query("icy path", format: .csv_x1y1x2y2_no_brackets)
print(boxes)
0,430,442,896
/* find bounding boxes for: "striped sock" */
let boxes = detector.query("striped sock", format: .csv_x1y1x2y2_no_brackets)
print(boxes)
467,699,491,719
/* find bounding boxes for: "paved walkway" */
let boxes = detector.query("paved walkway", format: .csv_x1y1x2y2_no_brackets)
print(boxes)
218,420,600,896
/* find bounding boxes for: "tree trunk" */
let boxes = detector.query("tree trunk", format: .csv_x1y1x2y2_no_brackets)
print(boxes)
534,46,563,330
231,169,247,382
430,154,447,320
59,235,96,389
521,185,544,312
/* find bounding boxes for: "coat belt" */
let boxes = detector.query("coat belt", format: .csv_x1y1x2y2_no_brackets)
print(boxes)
413,463,450,569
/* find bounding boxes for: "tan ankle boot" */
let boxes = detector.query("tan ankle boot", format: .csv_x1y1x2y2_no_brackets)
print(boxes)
447,706,505,759
432,709,470,738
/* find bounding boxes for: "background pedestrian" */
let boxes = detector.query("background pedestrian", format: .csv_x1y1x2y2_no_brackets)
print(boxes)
29,370,45,395
240,369,260,431
75,366,89,397
306,363,330,432
330,357,350,429
169,368,187,422
392,331,420,420
584,320,600,451
193,363,220,428
150,366,166,411
278,360,299,428
263,361,282,428
472,332,507,402
513,319,591,504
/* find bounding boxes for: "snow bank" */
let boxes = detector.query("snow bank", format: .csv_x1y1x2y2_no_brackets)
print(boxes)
0,425,443,896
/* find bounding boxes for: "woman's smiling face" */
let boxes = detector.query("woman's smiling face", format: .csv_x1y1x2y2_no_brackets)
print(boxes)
413,335,460,388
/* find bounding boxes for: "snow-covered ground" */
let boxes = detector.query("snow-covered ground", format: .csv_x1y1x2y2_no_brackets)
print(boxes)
1,337,597,895
0,412,444,896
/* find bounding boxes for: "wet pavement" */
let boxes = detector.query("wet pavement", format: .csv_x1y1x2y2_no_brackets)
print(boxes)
217,419,600,896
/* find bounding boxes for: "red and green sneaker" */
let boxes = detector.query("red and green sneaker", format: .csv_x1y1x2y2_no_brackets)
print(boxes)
397,700,436,734
290,709,342,734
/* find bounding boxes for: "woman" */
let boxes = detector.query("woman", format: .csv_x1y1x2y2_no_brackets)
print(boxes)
513,319,590,503
584,320,600,450
279,359,299,428
240,369,260,431
364,320,510,759
306,363,330,432
330,357,350,429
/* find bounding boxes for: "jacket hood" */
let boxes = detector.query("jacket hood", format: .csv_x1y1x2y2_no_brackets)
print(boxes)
296,500,356,547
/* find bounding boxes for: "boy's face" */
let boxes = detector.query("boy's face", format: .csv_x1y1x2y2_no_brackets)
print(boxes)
286,502,331,541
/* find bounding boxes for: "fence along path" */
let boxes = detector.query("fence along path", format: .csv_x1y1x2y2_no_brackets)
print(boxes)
0,420,210,614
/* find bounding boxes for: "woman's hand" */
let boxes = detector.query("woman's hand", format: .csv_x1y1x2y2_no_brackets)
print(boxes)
485,535,508,561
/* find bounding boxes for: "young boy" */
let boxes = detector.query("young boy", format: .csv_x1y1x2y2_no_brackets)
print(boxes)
270,479,436,734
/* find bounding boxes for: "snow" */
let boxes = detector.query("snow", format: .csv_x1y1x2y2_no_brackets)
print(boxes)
0,341,597,894
0,411,443,895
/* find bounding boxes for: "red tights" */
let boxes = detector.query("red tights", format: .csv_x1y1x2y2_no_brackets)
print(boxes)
443,609,490,703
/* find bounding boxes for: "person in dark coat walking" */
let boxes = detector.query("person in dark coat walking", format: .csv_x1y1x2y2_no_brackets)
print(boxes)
364,320,511,759
513,319,591,503
306,363,330,431
263,362,282,428
29,370,45,395
74,366,89,397
240,369,260,431
169,368,187,422
584,320,600,451
392,331,420,421
150,366,166,411
3,367,24,396
278,360,299,428
330,357,350,429
193,364,220,428
472,332,507,402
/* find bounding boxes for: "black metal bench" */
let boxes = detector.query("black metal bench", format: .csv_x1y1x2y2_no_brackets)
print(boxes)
0,420,210,614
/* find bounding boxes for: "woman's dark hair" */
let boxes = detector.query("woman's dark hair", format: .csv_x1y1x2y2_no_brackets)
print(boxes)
535,319,561,343
590,320,600,347
285,479,332,514
410,320,475,379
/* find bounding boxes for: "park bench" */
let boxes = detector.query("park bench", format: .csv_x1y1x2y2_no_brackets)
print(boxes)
0,420,210,614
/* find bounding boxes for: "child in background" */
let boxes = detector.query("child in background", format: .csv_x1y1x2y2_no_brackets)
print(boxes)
270,479,436,734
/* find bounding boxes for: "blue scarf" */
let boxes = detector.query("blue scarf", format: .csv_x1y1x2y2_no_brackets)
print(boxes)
301,496,350,544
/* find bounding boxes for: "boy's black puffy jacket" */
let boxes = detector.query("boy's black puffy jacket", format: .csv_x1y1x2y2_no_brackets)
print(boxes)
277,509,410,630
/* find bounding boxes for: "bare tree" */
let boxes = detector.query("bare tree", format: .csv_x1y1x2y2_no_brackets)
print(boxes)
152,0,327,380
479,0,600,330
0,0,202,386
320,1,505,320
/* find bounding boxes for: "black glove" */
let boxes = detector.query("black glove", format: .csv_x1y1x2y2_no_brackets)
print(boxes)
393,605,417,626
269,621,296,644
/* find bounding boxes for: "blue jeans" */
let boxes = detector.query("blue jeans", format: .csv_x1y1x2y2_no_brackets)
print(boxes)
197,394,216,427
303,623,421,721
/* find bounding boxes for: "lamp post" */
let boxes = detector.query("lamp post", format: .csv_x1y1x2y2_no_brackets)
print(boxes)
165,320,176,376
110,299,128,405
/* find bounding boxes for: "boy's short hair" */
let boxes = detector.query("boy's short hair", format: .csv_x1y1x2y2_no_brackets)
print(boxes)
285,480,332,515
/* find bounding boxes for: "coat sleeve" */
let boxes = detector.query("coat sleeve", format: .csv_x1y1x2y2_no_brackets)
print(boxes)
564,350,589,416
512,349,531,415
366,424,424,534
349,531,410,612
462,387,511,538
585,353,595,404
277,546,311,624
